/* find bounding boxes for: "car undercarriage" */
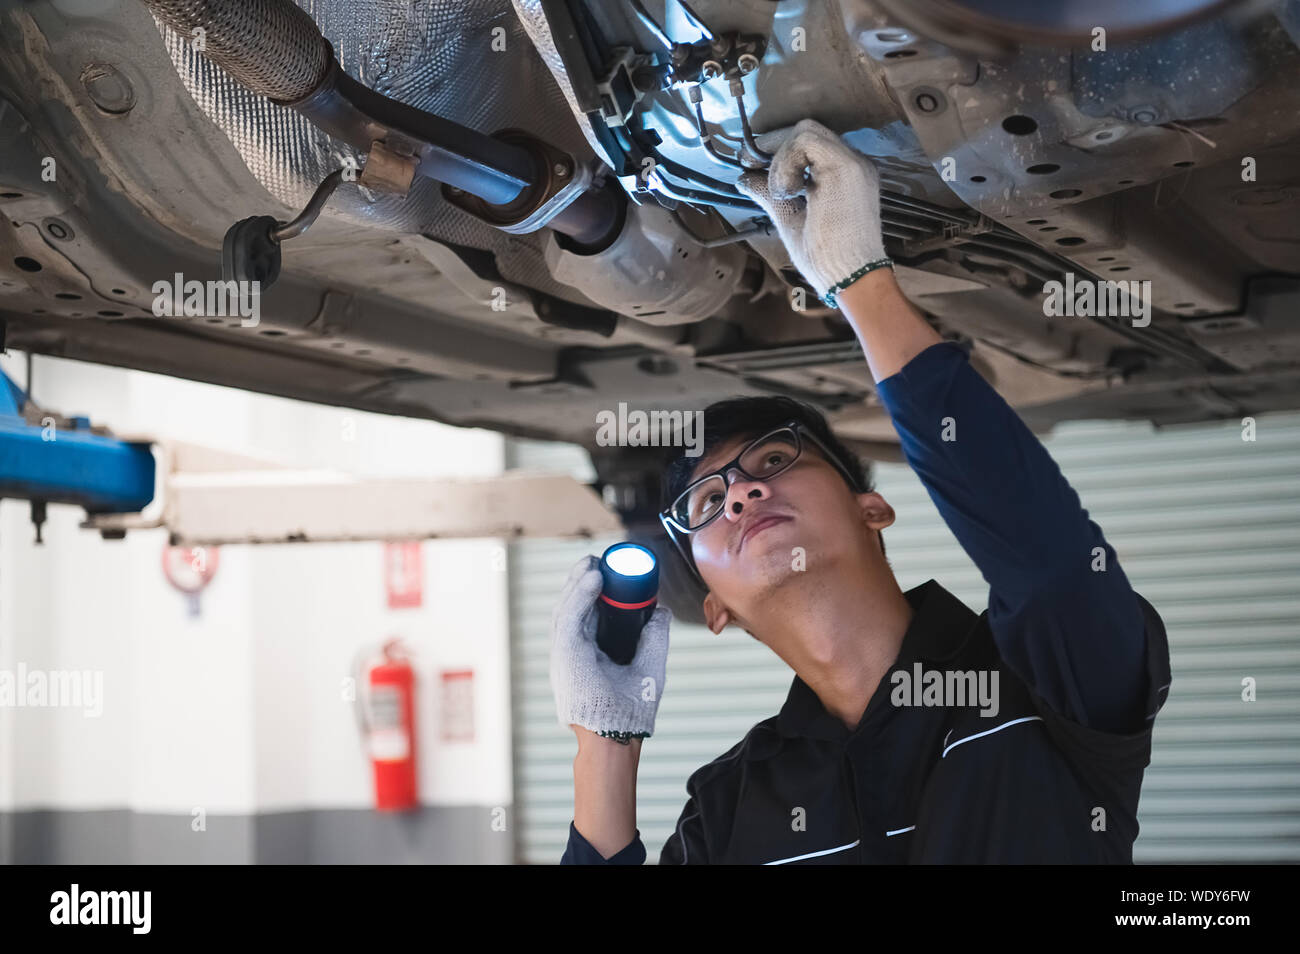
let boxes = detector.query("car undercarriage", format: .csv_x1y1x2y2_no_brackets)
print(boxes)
2,0,1299,547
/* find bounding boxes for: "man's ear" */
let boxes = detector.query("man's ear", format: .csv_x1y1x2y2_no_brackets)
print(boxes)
702,591,733,635
856,491,896,532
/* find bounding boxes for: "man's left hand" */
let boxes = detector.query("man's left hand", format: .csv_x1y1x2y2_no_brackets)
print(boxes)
736,118,888,306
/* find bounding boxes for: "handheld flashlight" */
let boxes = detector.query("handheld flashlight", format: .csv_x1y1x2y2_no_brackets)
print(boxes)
596,542,659,665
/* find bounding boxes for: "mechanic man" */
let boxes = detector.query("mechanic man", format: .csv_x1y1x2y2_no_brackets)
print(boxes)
549,119,1172,864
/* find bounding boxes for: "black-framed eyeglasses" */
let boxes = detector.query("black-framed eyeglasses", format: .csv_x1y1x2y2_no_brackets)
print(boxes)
657,421,861,584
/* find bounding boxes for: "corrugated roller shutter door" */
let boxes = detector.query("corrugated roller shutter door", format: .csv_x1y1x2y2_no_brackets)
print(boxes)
508,412,1300,864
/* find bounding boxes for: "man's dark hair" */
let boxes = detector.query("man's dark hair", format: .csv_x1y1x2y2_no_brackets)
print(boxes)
663,395,874,507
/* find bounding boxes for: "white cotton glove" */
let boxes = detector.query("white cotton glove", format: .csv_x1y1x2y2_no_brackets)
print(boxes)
549,555,672,743
735,118,890,307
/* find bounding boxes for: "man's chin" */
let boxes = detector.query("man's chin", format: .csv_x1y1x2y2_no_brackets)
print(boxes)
738,538,802,586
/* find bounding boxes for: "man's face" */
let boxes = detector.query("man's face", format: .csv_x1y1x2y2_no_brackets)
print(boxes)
685,432,891,620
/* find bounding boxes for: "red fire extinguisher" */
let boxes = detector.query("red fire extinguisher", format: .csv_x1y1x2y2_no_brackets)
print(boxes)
355,639,418,812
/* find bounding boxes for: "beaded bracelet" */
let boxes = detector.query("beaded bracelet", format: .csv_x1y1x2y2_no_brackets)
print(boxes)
822,257,894,308
598,729,649,745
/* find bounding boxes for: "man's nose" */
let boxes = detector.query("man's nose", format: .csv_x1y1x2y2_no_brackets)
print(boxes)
721,467,771,520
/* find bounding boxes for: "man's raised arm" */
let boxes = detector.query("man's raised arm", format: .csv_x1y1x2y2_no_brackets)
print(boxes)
848,281,1149,733
737,120,1150,734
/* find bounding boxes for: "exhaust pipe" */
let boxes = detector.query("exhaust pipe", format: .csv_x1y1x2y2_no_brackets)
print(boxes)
140,0,623,246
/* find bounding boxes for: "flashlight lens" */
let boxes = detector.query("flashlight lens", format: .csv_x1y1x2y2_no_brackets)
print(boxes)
604,544,656,577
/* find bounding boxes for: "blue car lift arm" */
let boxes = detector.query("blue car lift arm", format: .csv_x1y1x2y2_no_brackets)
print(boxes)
0,368,156,542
